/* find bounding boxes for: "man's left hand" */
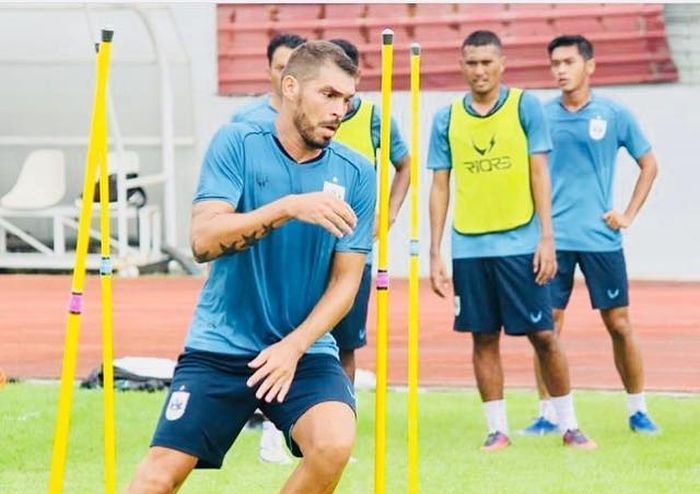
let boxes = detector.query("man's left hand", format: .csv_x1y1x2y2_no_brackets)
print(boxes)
247,339,304,403
533,236,557,285
603,210,632,230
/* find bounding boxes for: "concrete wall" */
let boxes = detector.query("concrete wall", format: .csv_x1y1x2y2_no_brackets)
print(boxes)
1,4,698,279
665,4,700,84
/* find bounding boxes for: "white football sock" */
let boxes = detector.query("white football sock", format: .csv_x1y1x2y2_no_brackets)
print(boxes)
483,399,508,434
627,392,648,416
551,393,578,433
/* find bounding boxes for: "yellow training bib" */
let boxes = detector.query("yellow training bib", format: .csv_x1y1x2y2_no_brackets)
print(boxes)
335,99,376,165
448,88,534,234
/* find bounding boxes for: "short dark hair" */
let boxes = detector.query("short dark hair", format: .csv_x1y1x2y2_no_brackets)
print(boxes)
462,30,502,51
547,35,594,60
329,38,359,66
283,40,358,82
266,33,306,65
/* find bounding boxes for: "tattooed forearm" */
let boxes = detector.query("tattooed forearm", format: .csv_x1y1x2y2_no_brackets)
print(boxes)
218,224,273,254
192,222,278,262
191,242,212,263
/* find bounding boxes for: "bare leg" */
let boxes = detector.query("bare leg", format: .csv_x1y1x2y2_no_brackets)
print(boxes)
125,447,198,494
472,333,503,402
528,330,570,398
279,402,355,494
533,309,565,399
600,306,644,393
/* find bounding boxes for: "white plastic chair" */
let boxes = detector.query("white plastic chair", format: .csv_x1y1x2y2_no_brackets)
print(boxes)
107,149,140,176
1,149,66,210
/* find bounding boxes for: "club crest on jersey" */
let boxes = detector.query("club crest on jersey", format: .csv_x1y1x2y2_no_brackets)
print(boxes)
323,177,345,200
165,387,190,421
589,117,607,141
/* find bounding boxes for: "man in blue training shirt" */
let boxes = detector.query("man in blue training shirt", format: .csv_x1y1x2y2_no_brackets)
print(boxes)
232,33,306,125
521,35,660,436
126,41,376,494
328,38,411,384
428,31,595,451
230,32,306,465
233,36,411,389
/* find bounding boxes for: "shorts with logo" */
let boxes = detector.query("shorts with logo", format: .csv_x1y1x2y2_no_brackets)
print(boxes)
551,249,629,310
452,254,553,335
331,264,372,351
151,349,355,469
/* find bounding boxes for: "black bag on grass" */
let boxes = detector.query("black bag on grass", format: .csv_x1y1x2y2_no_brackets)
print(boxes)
80,357,175,392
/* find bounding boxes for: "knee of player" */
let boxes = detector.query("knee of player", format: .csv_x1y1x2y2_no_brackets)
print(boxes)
528,330,559,354
129,450,192,494
472,333,501,354
553,310,566,333
603,311,632,337
304,433,355,472
129,468,180,494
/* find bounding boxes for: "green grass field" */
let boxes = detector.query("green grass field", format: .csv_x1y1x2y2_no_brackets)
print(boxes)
2,383,699,494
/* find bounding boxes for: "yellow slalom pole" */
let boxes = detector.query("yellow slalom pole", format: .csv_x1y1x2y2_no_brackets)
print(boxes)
48,30,114,494
374,28,393,494
407,42,421,494
97,30,117,494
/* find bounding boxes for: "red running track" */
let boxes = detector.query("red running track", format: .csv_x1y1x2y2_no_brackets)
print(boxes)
1,275,698,391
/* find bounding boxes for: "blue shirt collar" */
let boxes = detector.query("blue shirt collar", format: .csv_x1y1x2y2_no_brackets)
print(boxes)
264,94,280,114
463,86,509,117
557,91,595,113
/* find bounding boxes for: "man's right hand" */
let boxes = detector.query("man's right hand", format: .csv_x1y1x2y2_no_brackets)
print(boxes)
430,253,450,298
287,192,357,238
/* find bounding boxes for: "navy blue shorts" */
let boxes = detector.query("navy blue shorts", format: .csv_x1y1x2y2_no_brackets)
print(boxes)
551,249,629,310
151,350,355,469
452,255,553,335
331,264,372,351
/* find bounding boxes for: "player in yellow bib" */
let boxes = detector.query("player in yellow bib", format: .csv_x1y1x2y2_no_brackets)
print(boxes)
428,31,596,450
448,87,533,234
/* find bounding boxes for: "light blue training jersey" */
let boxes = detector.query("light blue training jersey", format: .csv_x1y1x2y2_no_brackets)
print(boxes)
232,95,408,266
427,86,552,259
231,94,278,125
186,122,377,357
545,94,651,252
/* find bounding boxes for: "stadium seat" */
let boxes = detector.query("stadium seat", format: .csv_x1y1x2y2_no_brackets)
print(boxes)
215,3,678,93
414,3,458,16
219,56,264,78
325,4,365,18
554,17,605,34
106,150,140,176
1,149,66,210
227,5,270,23
505,19,556,37
460,4,505,15
603,15,642,33
458,20,506,38
273,4,321,21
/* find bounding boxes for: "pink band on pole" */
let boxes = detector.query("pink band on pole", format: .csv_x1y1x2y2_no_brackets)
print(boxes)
69,293,83,314
376,271,390,290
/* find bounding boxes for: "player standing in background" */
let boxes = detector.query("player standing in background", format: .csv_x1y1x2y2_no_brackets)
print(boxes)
232,33,306,125
521,35,660,436
428,30,596,451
